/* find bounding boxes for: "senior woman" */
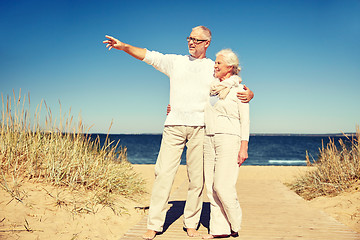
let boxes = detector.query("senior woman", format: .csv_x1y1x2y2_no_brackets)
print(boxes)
203,49,250,239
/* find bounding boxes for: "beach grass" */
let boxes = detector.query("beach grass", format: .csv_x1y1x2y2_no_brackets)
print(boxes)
0,90,145,213
289,127,360,200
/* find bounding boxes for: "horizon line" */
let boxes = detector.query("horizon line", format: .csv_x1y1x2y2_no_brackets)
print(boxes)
88,132,357,137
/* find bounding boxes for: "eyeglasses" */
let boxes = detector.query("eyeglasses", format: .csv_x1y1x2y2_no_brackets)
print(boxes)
186,37,208,44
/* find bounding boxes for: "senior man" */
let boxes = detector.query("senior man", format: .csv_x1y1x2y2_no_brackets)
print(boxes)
103,26,254,240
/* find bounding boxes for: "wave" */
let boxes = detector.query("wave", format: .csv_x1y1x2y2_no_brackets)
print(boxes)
268,159,306,164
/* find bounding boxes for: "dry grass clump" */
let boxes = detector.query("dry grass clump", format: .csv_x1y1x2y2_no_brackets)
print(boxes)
289,127,360,200
0,90,145,210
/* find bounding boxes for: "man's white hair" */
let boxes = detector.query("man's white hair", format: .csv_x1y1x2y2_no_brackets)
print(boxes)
192,26,212,41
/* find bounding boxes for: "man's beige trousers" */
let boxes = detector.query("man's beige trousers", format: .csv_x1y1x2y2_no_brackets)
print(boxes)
147,126,204,232
204,134,242,235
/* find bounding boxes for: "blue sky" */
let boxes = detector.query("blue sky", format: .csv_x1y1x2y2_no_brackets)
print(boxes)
1,0,359,134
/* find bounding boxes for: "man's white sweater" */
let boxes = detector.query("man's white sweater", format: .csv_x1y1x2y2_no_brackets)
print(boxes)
143,50,215,126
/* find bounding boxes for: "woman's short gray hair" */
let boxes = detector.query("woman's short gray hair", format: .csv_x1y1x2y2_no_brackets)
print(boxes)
192,26,212,41
216,49,241,75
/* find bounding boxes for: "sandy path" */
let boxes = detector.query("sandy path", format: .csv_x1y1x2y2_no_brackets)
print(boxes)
0,165,359,240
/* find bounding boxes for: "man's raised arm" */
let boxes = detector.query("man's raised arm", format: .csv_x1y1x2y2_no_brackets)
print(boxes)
103,35,146,61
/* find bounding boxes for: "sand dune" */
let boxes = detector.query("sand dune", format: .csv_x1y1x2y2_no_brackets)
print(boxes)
0,165,358,239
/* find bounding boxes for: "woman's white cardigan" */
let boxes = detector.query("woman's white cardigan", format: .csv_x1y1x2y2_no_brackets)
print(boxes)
204,75,250,141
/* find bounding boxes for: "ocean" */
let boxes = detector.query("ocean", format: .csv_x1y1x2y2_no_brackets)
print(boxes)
92,134,352,166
